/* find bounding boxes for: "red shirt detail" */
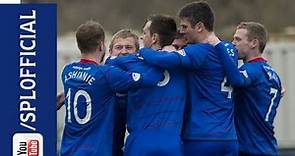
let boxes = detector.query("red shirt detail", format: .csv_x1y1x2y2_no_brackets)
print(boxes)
80,59,98,65
248,57,267,63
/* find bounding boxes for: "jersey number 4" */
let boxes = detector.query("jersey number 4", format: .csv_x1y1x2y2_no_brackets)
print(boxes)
66,88,92,124
221,77,233,99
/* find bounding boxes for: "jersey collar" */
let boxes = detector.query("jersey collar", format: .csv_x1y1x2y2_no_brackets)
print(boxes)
248,57,267,63
80,59,98,65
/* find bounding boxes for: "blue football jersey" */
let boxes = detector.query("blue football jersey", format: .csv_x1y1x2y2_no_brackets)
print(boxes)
105,59,128,156
112,92,127,156
215,43,282,155
139,41,238,141
107,54,187,156
60,59,160,156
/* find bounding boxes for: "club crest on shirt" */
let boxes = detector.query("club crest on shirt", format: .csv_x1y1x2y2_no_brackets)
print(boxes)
176,49,186,56
132,73,141,81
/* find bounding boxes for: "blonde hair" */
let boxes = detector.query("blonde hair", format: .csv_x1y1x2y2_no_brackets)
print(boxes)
109,29,139,51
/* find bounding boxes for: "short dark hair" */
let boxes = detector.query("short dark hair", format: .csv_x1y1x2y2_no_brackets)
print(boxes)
147,14,177,47
109,29,139,51
178,1,214,31
76,20,105,53
237,22,268,53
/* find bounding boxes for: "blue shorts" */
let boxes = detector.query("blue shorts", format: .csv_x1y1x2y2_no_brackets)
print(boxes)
125,130,183,156
183,140,239,156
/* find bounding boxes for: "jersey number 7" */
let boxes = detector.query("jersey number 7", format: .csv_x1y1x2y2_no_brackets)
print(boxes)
265,88,278,122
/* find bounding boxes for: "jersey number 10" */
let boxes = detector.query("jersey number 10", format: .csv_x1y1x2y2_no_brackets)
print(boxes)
66,88,92,124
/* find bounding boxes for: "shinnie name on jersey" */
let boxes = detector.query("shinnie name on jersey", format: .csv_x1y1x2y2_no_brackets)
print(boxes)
64,66,95,85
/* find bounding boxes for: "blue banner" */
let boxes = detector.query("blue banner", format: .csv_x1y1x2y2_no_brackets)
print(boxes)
0,4,56,156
